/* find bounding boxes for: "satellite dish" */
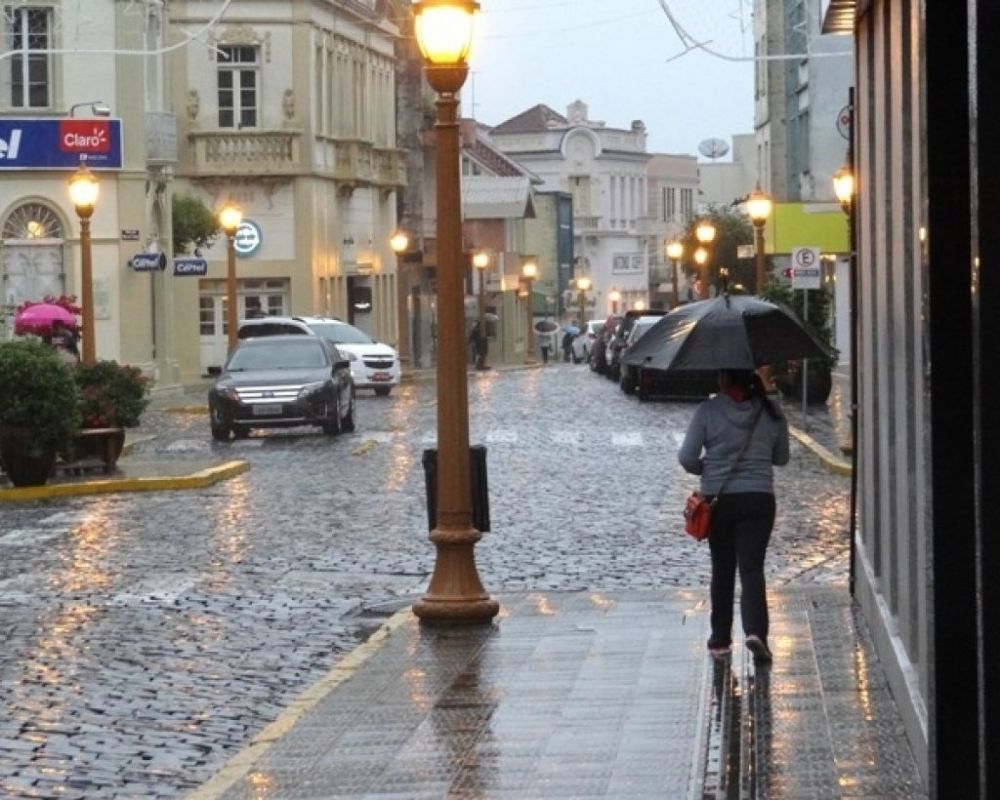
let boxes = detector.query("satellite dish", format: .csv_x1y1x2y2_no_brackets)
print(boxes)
698,138,730,161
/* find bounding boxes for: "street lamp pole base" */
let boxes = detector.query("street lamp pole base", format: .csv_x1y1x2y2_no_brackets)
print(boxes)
413,527,499,624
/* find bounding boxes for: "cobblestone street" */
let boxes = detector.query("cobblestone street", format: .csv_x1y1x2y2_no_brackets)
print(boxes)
0,364,849,798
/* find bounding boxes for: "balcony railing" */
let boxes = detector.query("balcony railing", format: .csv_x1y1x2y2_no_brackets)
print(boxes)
574,215,602,231
326,140,405,188
188,130,302,175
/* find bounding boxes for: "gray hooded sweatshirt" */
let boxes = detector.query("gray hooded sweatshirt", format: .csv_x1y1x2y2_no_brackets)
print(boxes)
678,393,790,495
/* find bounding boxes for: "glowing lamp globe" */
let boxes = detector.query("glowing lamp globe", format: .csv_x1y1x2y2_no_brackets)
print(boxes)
68,164,99,218
218,204,243,237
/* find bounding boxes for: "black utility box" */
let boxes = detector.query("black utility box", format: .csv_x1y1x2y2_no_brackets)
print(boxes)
421,445,490,532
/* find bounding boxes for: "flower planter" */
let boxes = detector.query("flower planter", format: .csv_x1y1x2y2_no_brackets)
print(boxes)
69,427,126,473
0,432,56,487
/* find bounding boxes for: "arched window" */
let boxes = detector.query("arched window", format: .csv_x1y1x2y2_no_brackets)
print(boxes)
2,203,64,241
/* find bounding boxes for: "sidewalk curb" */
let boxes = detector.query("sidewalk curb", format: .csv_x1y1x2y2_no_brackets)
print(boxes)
0,459,249,503
186,607,414,800
788,426,852,476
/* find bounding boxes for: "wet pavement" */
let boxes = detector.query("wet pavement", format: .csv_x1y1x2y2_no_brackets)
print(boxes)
197,589,925,800
0,362,868,797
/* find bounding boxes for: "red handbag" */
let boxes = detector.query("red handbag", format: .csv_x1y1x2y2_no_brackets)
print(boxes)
684,492,713,540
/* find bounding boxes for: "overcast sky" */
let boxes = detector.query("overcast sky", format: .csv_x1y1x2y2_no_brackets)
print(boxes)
465,0,755,160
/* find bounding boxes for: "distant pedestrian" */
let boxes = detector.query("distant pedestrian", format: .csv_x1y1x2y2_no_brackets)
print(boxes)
540,335,551,364
561,330,574,362
678,369,789,663
49,320,80,366
468,321,488,369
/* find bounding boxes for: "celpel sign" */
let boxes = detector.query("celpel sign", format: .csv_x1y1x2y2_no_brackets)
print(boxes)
0,119,123,169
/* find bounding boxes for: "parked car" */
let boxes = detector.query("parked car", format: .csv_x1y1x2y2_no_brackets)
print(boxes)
588,315,621,374
571,319,606,363
238,315,401,396
208,336,355,440
293,316,401,396
618,315,666,394
606,310,665,381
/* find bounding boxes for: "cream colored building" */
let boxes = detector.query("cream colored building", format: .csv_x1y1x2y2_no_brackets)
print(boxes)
168,0,405,379
0,1,175,380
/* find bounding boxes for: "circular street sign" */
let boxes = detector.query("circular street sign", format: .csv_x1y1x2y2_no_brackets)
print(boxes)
793,247,818,269
233,219,262,257
836,105,852,140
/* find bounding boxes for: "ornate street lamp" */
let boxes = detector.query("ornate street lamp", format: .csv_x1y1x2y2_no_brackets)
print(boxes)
575,275,592,326
522,260,537,364
68,163,99,364
694,220,717,299
411,0,497,624
665,240,683,306
390,230,412,372
218,204,243,354
608,288,621,314
472,250,490,370
633,299,646,312
746,187,773,294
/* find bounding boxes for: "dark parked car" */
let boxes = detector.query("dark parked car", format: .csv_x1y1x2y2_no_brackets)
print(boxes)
607,310,666,382
588,315,621,374
208,336,355,440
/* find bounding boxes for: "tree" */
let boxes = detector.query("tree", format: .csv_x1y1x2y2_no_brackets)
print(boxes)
172,194,219,255
679,204,754,295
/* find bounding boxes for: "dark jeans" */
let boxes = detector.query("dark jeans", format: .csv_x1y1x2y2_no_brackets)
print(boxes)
707,492,776,646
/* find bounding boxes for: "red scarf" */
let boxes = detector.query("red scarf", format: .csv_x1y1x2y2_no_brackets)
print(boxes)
723,386,748,403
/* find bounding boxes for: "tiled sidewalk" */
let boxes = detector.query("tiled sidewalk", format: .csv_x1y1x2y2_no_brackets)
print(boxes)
191,588,925,800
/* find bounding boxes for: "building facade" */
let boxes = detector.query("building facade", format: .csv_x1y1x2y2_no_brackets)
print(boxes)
823,0,1000,794
167,0,405,379
0,1,175,379
696,133,758,210
645,153,698,307
488,100,652,320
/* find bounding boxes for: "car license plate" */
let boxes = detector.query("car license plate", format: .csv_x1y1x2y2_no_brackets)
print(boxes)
252,404,283,416
372,372,391,381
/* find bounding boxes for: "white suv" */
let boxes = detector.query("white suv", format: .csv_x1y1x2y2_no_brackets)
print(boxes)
293,317,401,396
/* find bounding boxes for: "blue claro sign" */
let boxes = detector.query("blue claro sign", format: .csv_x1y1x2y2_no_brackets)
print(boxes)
0,119,123,170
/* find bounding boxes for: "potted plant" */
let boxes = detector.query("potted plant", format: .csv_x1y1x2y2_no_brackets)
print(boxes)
759,282,839,404
0,340,81,487
72,360,151,465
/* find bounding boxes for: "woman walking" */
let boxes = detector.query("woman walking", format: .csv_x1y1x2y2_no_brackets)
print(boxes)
678,369,789,663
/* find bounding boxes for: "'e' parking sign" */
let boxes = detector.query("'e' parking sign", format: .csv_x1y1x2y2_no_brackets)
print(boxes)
233,219,262,258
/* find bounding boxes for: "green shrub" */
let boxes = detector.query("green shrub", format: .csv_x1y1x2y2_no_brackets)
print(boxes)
74,360,151,428
0,339,81,455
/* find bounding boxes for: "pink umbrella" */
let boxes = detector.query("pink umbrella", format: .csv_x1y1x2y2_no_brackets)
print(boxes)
14,302,79,337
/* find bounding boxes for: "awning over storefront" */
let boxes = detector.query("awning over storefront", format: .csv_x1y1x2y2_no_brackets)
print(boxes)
462,176,535,220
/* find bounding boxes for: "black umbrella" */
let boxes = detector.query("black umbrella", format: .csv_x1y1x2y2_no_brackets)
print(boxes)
620,294,831,371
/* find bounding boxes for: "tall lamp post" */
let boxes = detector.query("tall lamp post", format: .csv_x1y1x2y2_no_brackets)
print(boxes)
575,276,592,324
218,204,243,354
522,260,537,364
390,230,412,372
608,289,621,315
666,240,683,306
412,0,497,624
746,186,773,294
68,163,99,364
834,162,857,595
695,219,717,299
472,250,489,370
693,246,709,299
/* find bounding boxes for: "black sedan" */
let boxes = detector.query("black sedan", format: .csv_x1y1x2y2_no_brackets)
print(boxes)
208,336,356,440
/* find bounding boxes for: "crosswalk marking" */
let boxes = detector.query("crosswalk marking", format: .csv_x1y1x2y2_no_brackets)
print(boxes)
612,432,644,447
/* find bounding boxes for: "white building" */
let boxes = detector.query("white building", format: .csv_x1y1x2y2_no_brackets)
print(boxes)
488,100,652,320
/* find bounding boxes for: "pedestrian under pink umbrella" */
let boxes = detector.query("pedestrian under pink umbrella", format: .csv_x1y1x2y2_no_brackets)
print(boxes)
13,297,80,338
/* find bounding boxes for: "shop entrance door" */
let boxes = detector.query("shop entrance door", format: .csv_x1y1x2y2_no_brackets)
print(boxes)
198,279,290,373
